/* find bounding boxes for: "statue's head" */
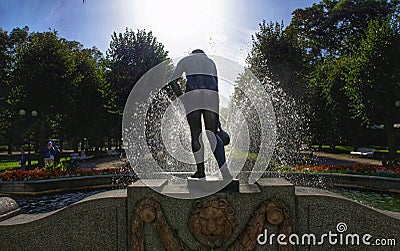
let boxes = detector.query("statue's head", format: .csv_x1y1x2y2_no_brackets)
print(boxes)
191,49,205,54
189,195,236,248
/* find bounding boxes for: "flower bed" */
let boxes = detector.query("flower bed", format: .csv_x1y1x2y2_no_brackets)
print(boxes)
291,164,400,177
0,168,121,181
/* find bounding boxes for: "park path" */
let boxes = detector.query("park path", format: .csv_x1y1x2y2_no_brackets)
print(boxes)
78,157,128,170
76,152,383,171
313,152,382,166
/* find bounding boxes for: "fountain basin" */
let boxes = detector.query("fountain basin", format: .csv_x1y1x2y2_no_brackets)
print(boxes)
1,178,399,250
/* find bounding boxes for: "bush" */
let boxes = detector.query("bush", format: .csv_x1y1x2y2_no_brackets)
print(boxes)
65,160,78,173
21,144,34,151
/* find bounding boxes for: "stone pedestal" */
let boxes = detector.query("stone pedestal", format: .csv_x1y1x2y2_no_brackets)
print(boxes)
127,178,296,251
187,177,240,193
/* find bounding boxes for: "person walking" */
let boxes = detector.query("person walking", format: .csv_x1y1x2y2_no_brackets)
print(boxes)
20,148,27,170
43,141,55,167
53,142,61,166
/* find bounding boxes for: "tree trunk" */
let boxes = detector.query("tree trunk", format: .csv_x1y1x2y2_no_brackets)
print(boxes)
7,138,12,155
95,136,100,157
34,139,39,154
107,137,112,150
80,138,85,152
117,137,122,150
37,116,46,168
385,121,396,161
60,139,64,152
73,138,79,153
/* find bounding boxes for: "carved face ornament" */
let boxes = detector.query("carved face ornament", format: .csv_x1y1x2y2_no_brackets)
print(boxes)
189,195,236,248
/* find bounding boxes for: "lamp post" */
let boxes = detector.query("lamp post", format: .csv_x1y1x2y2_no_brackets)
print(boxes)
19,109,38,169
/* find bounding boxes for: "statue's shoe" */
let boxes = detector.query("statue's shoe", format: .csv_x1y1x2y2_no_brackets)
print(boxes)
190,171,206,179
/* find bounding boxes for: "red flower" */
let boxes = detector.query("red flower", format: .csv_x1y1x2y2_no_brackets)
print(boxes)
0,167,119,181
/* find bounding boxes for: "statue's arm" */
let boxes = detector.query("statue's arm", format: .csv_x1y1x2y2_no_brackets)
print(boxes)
169,80,183,97
213,62,218,86
169,61,184,97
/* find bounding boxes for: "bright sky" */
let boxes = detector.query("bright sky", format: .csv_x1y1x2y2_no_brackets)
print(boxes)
0,0,319,63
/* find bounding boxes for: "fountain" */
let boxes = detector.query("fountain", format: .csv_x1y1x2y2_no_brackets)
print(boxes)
1,55,399,250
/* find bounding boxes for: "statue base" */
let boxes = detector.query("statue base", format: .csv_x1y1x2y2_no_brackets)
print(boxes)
187,177,239,193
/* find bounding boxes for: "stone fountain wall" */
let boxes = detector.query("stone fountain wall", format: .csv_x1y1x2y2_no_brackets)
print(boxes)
0,178,399,251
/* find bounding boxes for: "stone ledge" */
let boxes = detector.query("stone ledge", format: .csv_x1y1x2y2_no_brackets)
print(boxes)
264,172,400,194
0,189,127,226
257,178,294,187
239,184,261,193
0,174,119,196
1,179,400,250
129,179,167,188
0,197,20,221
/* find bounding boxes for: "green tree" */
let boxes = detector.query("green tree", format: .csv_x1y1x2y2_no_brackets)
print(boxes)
345,18,400,160
0,27,29,154
13,30,75,165
231,69,262,154
289,0,399,148
290,0,400,60
247,21,306,101
1,27,114,162
63,46,108,154
240,21,308,161
106,28,168,114
308,57,362,147
0,28,11,150
105,28,168,148
12,30,110,165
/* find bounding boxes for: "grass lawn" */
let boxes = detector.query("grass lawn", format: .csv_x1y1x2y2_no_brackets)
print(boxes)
278,164,400,178
0,157,71,171
312,145,400,154
334,145,354,152
0,160,39,171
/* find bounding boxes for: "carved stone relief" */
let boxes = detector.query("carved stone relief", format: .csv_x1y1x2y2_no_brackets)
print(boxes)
131,196,291,251
188,195,237,248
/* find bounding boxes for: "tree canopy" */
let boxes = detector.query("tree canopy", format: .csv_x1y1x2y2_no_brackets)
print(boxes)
105,28,168,115
241,0,400,160
345,17,400,158
289,0,400,59
0,26,166,164
1,0,400,165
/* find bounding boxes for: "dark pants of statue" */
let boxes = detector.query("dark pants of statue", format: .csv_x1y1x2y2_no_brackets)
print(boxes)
186,110,226,177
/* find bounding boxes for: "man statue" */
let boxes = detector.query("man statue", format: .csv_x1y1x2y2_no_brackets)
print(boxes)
169,49,232,180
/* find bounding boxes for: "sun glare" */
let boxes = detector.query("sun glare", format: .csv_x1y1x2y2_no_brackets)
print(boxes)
131,0,226,56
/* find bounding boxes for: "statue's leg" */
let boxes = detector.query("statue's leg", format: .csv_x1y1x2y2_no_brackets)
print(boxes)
203,111,232,180
187,110,205,178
